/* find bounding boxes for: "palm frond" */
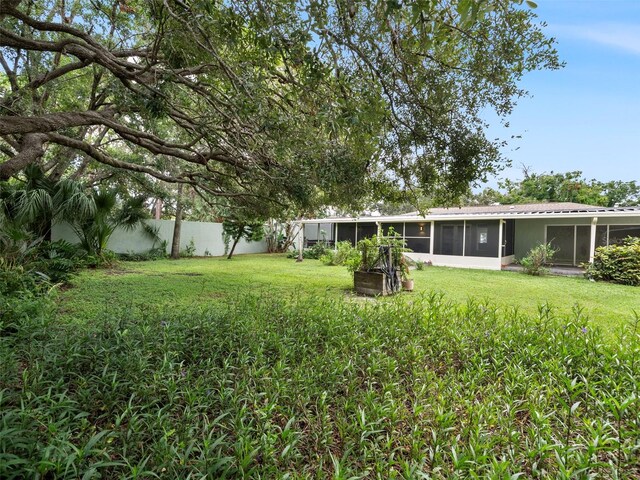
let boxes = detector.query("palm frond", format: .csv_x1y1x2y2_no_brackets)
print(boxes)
141,221,161,243
53,179,96,222
115,196,150,231
93,189,118,214
15,188,53,223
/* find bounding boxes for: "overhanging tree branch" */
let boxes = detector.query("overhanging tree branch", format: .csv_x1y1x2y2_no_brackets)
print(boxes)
0,133,48,180
0,0,560,212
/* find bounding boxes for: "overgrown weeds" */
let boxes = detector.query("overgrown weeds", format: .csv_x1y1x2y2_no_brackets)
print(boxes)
1,293,639,478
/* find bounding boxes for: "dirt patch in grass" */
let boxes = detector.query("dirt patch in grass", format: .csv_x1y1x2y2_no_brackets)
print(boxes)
174,272,204,277
104,269,137,276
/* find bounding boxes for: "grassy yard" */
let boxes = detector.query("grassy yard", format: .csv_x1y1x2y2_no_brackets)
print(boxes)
3,254,640,478
59,254,639,335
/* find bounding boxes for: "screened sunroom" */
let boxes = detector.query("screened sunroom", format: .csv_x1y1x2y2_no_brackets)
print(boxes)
301,203,640,270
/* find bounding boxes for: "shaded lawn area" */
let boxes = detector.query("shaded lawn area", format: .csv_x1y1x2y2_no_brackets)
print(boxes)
60,253,639,335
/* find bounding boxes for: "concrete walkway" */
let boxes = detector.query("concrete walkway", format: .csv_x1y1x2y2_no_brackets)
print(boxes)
502,264,586,277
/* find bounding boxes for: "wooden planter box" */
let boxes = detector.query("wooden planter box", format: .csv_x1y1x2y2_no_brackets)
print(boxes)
354,270,400,296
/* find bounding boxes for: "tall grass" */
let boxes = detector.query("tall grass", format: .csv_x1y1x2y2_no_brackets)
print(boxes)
1,292,639,478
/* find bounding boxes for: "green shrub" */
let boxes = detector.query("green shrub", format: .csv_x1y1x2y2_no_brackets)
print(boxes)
520,242,557,276
84,250,118,269
0,290,53,328
319,241,360,266
350,230,409,276
180,238,197,257
318,251,333,264
344,254,362,273
586,237,640,286
32,240,87,283
1,240,87,295
287,241,331,260
0,263,46,296
307,241,330,259
118,243,169,262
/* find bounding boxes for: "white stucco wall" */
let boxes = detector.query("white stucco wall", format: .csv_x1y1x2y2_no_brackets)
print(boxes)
501,254,516,267
52,220,267,256
404,252,503,270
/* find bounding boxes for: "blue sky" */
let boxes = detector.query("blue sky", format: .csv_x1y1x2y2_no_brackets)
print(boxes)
481,0,640,188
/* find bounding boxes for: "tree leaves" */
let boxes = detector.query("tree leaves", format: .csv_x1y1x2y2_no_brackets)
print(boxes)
0,0,560,214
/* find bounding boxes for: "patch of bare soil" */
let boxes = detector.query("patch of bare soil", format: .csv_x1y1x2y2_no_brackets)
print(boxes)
104,268,137,276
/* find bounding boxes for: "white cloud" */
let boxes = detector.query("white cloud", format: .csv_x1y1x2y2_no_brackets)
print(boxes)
552,23,640,55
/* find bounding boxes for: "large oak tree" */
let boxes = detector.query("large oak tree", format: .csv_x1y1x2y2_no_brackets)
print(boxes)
0,0,560,214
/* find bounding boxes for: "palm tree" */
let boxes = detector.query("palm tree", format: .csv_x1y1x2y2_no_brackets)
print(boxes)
5,165,95,242
69,189,157,255
1,167,155,258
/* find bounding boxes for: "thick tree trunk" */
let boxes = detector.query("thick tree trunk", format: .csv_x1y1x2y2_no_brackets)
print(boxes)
170,184,183,259
0,133,47,180
227,235,241,259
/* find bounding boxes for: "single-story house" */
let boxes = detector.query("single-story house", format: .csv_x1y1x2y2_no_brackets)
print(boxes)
301,202,640,270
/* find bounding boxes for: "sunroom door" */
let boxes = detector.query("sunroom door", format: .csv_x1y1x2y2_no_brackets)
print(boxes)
546,226,575,265
575,226,592,264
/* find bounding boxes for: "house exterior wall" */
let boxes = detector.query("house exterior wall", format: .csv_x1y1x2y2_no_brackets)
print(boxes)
502,254,516,266
52,219,268,256
597,217,640,227
405,252,502,270
514,218,591,260
302,211,640,270
514,216,640,260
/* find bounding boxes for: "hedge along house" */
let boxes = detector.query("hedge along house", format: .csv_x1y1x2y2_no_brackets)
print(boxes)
301,203,640,270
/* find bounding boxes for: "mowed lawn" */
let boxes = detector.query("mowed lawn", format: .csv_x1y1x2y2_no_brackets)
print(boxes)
60,253,639,334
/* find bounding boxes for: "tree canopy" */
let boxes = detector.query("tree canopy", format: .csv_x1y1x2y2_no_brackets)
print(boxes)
470,170,640,207
1,0,560,215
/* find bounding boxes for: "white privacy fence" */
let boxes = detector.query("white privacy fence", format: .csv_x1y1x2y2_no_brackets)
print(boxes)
52,219,268,257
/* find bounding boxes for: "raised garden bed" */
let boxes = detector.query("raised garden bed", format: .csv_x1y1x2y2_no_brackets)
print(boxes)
354,269,401,296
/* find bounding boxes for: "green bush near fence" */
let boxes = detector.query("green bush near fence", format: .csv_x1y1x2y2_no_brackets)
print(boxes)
586,237,640,286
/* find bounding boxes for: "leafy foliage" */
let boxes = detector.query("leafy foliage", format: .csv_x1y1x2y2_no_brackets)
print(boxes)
286,241,331,260
355,229,408,273
180,239,197,258
1,0,560,212
319,241,360,267
0,165,95,243
0,239,87,298
0,169,123,282
222,218,265,259
117,243,169,262
265,219,301,254
586,237,640,286
31,240,88,283
470,170,640,207
69,190,154,255
2,291,640,478
520,242,557,276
